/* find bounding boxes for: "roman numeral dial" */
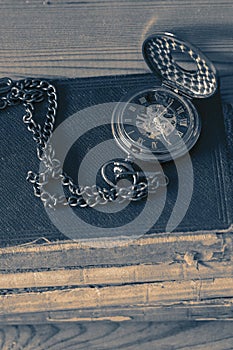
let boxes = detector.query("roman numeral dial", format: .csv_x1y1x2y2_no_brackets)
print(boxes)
112,87,201,162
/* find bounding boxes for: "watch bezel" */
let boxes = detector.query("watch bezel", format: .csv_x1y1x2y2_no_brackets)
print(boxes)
112,86,201,162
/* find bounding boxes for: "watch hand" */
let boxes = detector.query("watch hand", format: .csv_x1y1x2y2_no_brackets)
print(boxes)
156,101,173,119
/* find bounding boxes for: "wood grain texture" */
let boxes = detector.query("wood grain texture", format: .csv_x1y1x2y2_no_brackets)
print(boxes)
1,321,233,350
0,0,232,102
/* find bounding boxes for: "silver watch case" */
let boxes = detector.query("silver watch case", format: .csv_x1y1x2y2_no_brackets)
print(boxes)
112,32,217,163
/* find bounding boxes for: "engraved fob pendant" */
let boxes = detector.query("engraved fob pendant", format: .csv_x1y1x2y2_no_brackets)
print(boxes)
112,32,217,162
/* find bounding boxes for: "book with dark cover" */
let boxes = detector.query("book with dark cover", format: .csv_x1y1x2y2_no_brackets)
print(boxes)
0,73,232,247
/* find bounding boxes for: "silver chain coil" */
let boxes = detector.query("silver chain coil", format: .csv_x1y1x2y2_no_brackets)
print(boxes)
0,78,168,208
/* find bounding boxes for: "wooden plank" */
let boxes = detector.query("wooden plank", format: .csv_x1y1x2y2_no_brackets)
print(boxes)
0,1,231,101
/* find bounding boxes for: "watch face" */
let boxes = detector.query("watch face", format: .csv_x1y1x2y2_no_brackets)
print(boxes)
112,87,201,162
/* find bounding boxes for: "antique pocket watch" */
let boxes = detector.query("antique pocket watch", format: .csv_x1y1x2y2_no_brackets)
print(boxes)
112,32,217,163
0,32,218,208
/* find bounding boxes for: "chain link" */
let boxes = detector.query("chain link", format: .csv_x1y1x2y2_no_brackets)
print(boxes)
1,77,168,208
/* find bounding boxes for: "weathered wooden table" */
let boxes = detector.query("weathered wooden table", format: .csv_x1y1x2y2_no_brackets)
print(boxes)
0,1,233,349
